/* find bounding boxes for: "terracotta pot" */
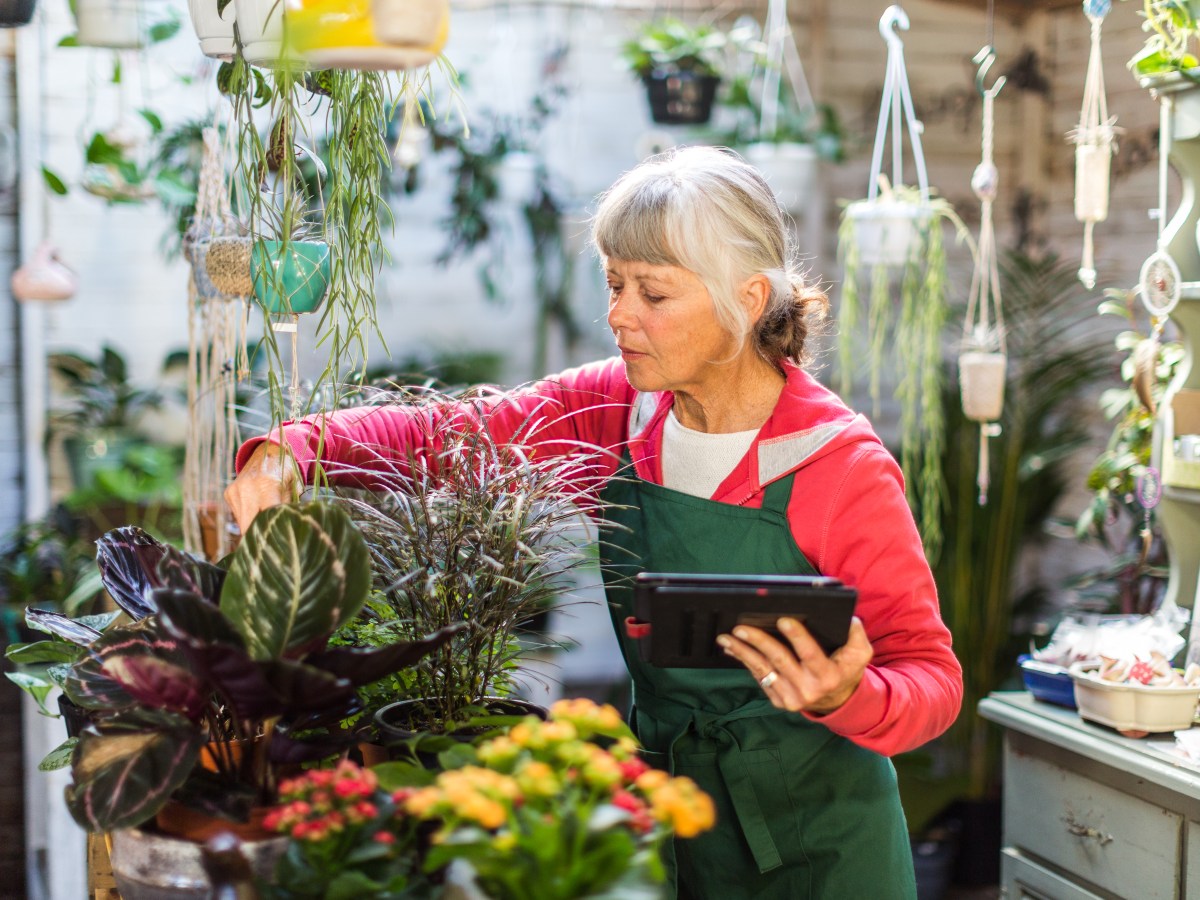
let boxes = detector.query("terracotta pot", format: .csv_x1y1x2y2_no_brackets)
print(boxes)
109,826,285,898
11,240,77,302
155,800,274,843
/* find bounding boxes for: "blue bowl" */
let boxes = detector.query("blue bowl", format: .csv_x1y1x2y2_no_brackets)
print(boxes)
1019,654,1077,709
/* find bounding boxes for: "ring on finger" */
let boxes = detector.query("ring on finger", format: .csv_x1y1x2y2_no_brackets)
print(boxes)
758,670,778,689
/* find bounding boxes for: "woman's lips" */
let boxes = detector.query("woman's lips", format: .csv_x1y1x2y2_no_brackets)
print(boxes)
619,347,645,360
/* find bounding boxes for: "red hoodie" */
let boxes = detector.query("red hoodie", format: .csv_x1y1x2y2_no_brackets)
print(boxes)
237,356,963,757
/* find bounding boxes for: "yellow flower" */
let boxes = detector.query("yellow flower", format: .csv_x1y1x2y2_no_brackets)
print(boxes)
647,776,716,839
634,769,670,792
516,760,561,797
404,787,443,818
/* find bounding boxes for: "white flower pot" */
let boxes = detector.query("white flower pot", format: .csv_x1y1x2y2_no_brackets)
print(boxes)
1074,142,1111,223
232,0,301,66
743,142,818,214
371,0,446,46
187,0,235,60
74,0,144,48
958,351,1007,422
844,199,929,268
498,151,538,205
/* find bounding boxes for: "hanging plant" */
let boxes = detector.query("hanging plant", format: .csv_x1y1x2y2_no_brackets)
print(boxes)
835,9,969,558
619,17,733,125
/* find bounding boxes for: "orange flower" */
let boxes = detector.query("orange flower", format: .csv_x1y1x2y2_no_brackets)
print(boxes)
646,776,716,839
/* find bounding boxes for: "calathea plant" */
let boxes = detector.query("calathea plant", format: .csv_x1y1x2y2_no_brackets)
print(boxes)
50,500,462,832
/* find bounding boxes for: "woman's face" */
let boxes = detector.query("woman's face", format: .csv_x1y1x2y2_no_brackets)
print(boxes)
605,258,740,395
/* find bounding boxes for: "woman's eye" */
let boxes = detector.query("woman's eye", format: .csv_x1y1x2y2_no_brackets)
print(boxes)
644,293,665,304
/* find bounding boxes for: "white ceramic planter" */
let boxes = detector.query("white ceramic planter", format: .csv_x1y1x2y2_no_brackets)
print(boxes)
743,142,818,214
371,0,446,46
844,199,929,268
1074,142,1111,223
187,0,235,60
1070,663,1200,734
958,351,1007,422
74,0,143,48
232,0,298,66
498,151,538,205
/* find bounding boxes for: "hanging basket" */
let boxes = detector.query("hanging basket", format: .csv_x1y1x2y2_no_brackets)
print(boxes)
206,235,253,297
289,0,445,71
250,239,330,314
0,0,36,28
1074,140,1111,223
958,351,1007,423
371,0,447,47
743,142,818,214
74,0,144,48
642,69,720,125
11,241,77,302
187,0,235,60
844,198,930,267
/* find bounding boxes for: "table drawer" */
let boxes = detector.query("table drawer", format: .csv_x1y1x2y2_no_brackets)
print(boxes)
1004,746,1181,900
1001,848,1104,900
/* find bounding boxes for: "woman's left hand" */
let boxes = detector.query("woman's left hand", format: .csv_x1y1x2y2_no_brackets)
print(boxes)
717,617,873,715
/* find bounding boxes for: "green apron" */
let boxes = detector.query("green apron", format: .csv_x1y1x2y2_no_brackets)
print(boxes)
600,464,916,900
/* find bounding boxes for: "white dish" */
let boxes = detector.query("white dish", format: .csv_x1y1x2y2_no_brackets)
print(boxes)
1069,663,1200,734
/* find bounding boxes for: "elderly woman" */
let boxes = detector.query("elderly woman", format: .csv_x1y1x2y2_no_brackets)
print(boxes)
226,146,962,899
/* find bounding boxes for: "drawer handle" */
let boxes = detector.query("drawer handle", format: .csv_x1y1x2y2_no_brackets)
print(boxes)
1063,814,1113,846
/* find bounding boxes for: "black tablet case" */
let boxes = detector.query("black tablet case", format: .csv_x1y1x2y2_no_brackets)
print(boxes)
627,572,857,668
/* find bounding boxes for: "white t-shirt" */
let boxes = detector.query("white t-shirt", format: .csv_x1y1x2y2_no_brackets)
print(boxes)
661,410,758,499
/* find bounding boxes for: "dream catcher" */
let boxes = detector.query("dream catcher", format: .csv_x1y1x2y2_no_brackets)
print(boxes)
960,43,1007,505
1072,0,1119,290
182,126,247,561
1133,93,1182,419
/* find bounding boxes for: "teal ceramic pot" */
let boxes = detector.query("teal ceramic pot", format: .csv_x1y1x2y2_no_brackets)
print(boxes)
250,239,330,315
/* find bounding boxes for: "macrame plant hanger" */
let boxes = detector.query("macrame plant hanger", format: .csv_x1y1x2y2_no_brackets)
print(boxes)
1073,0,1118,290
182,125,246,561
960,16,1007,506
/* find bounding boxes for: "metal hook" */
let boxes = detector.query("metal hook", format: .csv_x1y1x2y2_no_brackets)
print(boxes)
879,5,909,51
973,45,1006,98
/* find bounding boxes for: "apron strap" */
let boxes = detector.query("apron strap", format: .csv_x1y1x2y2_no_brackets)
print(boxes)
634,688,788,874
760,472,795,516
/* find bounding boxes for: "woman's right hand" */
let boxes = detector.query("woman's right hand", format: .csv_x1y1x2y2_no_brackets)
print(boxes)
224,442,300,536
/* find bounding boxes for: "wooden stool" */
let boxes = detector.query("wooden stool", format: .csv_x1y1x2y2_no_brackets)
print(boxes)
88,832,120,900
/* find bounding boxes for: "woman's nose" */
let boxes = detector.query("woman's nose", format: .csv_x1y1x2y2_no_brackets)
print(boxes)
607,290,633,332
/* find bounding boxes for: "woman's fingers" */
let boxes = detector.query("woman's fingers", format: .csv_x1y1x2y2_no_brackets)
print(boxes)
717,616,873,715
223,442,298,535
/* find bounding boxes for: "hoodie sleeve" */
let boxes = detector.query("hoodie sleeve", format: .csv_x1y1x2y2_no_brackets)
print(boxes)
795,443,963,756
234,357,635,486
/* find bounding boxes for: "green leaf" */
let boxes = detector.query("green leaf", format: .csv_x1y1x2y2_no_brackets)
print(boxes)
39,738,78,771
137,109,164,133
5,641,83,666
147,15,181,44
57,34,79,47
41,166,68,195
327,871,388,900
64,710,203,831
85,132,126,167
5,672,56,714
220,501,371,660
216,0,233,15
111,57,121,84
371,761,435,790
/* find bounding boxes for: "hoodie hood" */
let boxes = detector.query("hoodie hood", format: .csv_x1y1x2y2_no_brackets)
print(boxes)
626,361,884,500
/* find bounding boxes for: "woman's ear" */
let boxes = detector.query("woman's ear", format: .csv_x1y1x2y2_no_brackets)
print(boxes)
741,273,772,324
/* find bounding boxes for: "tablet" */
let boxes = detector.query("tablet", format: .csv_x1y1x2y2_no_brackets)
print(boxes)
624,572,857,668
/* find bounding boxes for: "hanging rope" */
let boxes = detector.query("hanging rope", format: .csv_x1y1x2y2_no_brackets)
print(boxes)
961,45,1007,505
1073,0,1117,290
183,124,245,561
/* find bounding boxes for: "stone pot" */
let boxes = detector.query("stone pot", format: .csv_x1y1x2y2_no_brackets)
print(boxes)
108,827,286,899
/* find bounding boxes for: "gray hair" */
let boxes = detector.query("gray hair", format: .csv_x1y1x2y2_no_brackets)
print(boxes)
592,145,827,366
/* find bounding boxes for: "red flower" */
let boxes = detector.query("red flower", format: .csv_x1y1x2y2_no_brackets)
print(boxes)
619,758,651,783
373,831,396,845
611,790,646,814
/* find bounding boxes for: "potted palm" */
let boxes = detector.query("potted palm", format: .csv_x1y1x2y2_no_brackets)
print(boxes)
620,17,728,125
325,386,612,756
31,502,460,896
